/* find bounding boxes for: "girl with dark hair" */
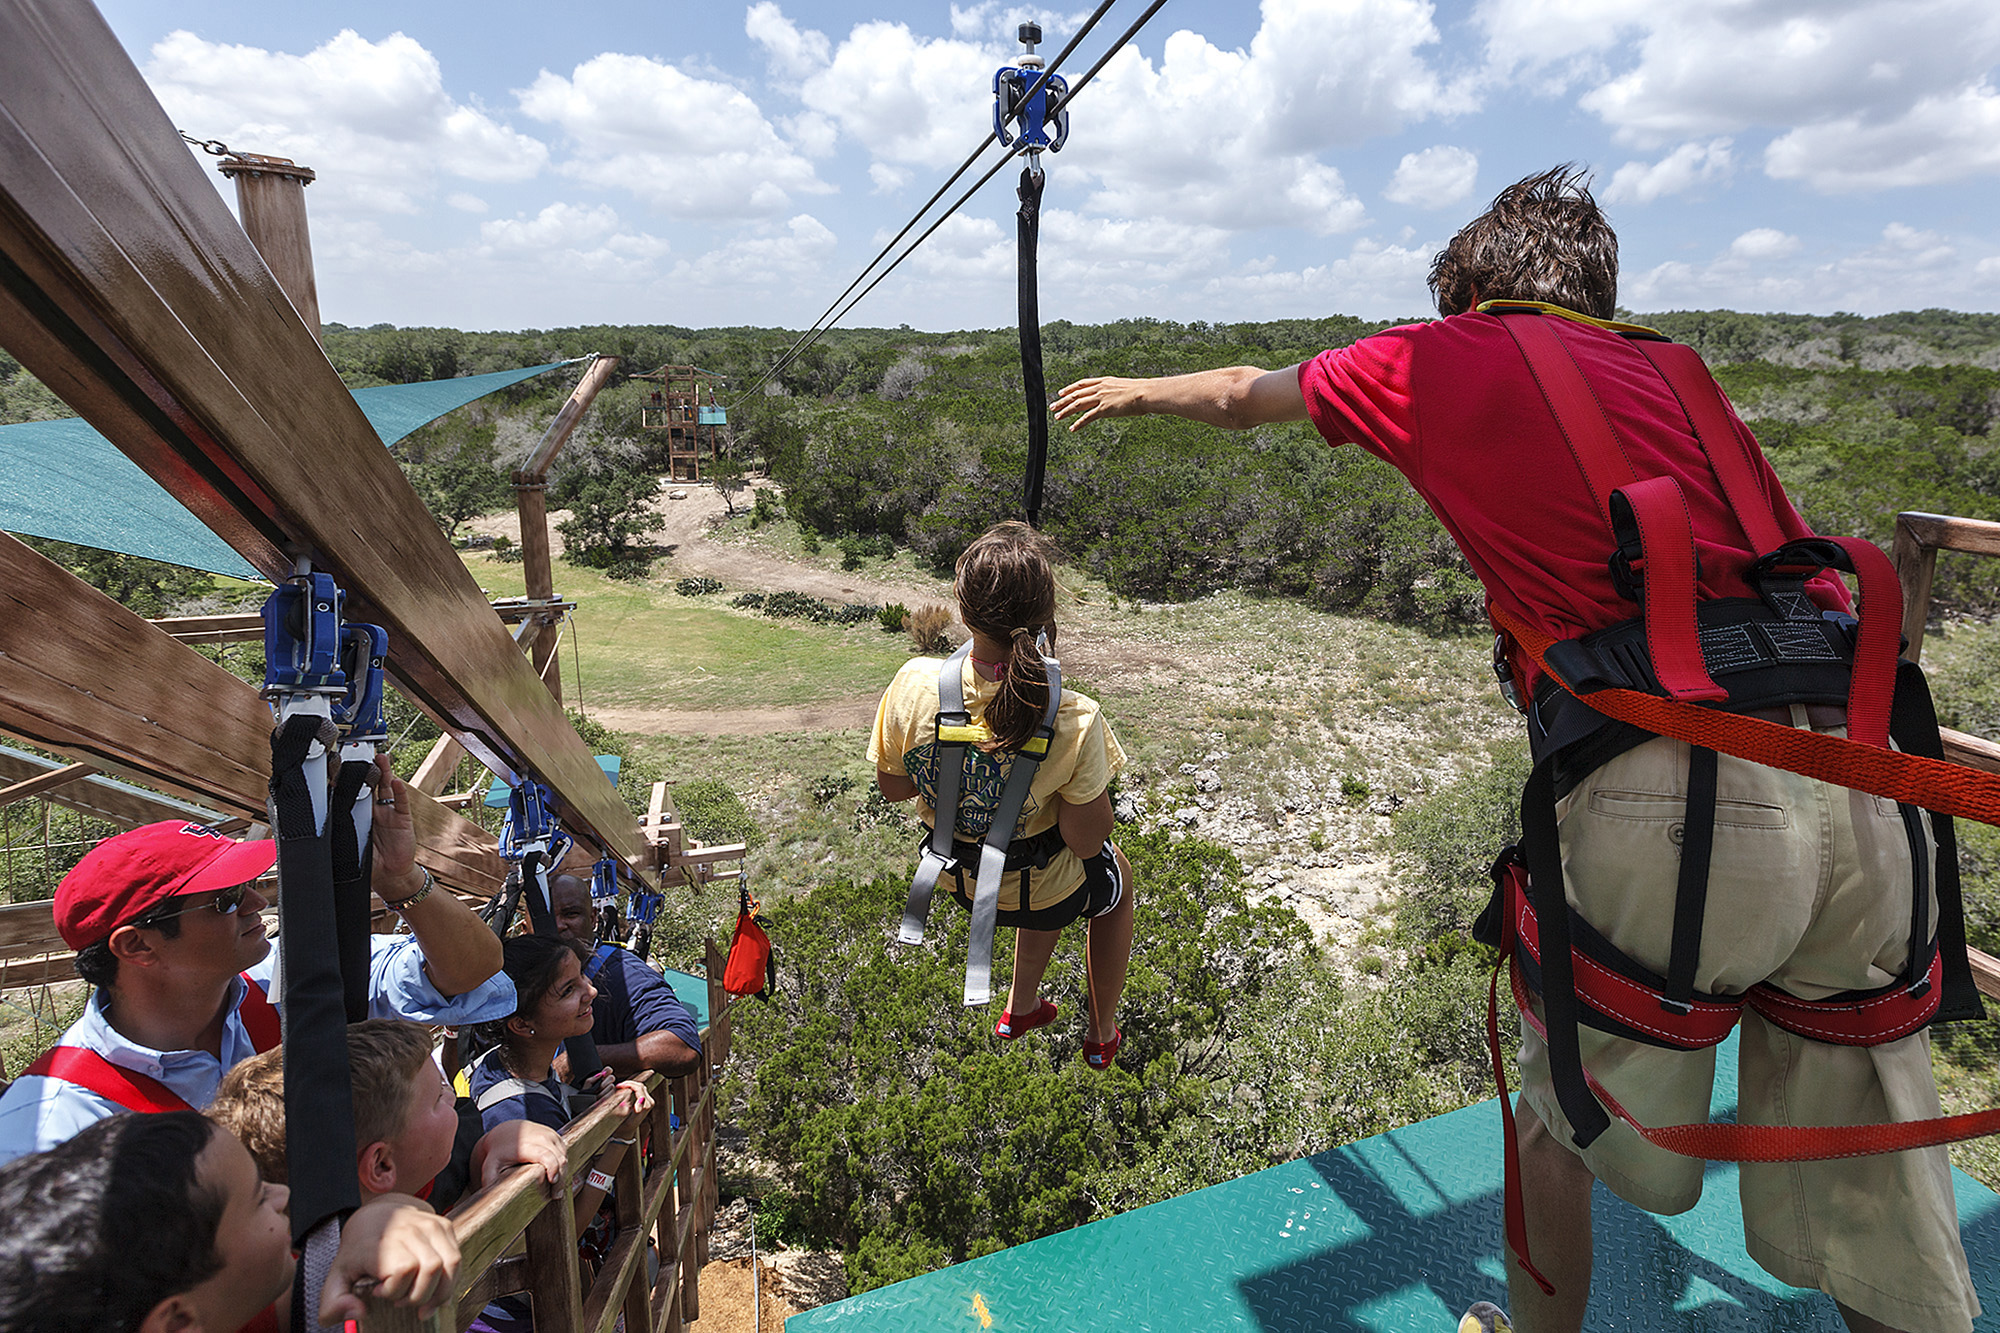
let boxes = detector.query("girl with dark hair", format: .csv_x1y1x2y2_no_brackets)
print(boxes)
463,934,653,1333
871,521,1136,1069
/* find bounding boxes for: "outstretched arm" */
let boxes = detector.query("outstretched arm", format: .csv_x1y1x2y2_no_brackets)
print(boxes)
1053,365,1308,432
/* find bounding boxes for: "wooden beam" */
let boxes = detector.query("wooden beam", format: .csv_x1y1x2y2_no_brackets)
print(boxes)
0,745,223,828
0,534,504,898
1970,946,2000,1004
521,355,620,483
0,762,96,806
0,1,646,876
149,613,267,644
516,483,561,705
411,734,469,797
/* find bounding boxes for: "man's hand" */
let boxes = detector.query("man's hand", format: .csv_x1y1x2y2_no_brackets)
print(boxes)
318,1194,460,1324
471,1120,568,1193
367,754,421,897
1051,376,1153,430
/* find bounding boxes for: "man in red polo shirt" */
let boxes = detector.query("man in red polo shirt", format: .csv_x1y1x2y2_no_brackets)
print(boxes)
1054,169,1971,1333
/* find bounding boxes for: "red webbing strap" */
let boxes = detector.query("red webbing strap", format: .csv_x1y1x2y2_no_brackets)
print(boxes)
1490,604,2000,825
21,1046,192,1113
1745,951,1942,1046
1500,312,1638,526
1824,534,1901,750
1614,477,1727,702
1487,958,1554,1296
1512,885,1741,1049
1634,341,1787,555
237,974,282,1053
1510,961,2000,1161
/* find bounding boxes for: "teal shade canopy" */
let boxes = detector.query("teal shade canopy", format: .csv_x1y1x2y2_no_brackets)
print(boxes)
0,360,574,580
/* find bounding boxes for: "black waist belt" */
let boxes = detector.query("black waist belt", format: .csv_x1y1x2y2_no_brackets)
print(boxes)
921,822,1067,874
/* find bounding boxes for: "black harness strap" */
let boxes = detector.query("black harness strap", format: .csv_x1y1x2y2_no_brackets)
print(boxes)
328,757,375,1024
270,712,362,1248
1016,165,1049,527
1662,746,1718,1016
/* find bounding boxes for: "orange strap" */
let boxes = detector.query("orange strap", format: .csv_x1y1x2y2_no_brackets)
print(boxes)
1490,603,2000,825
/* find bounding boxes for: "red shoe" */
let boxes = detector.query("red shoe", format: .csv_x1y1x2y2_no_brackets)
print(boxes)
1083,1026,1123,1070
994,999,1058,1040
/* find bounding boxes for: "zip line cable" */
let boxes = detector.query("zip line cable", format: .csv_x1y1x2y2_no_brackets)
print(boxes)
728,0,1125,410
754,0,1171,394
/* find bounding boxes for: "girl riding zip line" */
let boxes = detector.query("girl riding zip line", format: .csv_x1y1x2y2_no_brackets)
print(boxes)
870,521,1136,1069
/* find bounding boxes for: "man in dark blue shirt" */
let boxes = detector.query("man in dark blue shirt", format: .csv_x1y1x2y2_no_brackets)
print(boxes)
549,875,701,1080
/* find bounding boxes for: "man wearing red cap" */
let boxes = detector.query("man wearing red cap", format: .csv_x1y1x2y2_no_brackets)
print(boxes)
0,758,510,1164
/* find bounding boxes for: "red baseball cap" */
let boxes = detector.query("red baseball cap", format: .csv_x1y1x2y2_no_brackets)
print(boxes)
54,822,277,951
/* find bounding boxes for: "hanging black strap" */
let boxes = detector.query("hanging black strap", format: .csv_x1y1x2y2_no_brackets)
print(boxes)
328,758,375,1024
1016,164,1049,527
1662,747,1718,1014
269,713,361,1249
1520,758,1613,1149
1890,658,1984,1023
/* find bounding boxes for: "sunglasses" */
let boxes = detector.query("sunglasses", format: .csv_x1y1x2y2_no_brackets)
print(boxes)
136,881,254,927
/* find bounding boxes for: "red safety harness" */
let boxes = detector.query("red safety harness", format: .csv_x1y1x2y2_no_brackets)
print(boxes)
20,973,283,1115
1474,304,2000,1292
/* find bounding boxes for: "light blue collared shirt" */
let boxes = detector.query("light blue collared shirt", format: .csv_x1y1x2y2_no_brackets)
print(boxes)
0,933,515,1164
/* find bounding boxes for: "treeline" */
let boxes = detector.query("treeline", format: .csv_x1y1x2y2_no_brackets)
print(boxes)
6,309,2000,626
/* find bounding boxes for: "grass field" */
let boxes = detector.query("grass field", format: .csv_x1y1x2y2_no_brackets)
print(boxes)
463,553,911,712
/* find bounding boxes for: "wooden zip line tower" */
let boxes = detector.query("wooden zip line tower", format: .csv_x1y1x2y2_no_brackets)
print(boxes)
0,3,737,1326
635,365,727,482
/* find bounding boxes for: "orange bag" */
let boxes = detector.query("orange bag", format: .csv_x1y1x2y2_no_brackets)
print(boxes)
723,885,775,1001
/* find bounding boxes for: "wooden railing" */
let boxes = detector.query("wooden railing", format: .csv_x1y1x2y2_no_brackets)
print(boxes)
1892,510,2000,1001
366,940,734,1333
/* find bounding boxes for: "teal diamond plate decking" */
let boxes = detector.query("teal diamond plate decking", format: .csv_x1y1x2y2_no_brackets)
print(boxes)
791,1033,2000,1331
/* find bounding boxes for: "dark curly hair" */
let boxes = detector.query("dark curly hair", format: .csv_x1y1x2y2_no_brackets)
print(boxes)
464,932,587,1061
0,1111,226,1332
1428,165,1618,320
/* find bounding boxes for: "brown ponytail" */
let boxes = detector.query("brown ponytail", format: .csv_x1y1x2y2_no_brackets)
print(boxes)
955,522,1059,752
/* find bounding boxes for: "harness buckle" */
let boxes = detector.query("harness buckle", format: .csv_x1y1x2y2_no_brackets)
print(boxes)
1492,634,1527,713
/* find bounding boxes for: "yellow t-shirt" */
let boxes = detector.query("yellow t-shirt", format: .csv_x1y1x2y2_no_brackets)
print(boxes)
869,655,1126,912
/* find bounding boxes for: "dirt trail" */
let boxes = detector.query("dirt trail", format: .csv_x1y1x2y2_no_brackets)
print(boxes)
590,698,881,736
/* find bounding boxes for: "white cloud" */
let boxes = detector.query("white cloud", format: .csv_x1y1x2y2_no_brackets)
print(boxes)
1623,221,1990,313
869,163,913,193
1729,227,1800,260
447,193,488,213
750,1,1467,238
1385,146,1479,208
668,214,838,288
1765,83,2000,191
1602,138,1732,204
146,29,547,215
478,202,619,252
746,1,828,80
1478,1,2000,191
517,53,831,220
754,15,996,167
1210,236,1440,321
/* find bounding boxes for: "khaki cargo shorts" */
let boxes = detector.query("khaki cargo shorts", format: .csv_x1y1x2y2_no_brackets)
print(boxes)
1516,714,1979,1333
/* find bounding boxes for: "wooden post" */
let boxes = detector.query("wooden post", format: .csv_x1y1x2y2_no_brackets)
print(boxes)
215,153,320,342
410,734,468,797
515,482,562,703
514,355,619,704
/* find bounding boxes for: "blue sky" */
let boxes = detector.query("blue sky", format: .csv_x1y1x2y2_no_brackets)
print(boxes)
97,0,2000,331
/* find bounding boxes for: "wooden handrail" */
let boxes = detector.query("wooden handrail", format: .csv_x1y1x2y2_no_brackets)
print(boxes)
1891,511,2000,1003
365,941,733,1332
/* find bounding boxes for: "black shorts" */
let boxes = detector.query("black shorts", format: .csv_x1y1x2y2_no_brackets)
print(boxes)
949,840,1123,931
